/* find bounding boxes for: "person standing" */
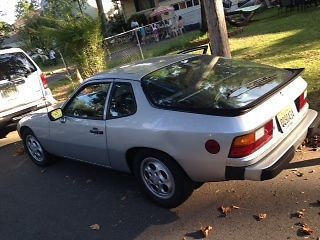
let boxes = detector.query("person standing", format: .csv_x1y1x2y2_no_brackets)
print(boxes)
49,49,57,65
177,16,184,35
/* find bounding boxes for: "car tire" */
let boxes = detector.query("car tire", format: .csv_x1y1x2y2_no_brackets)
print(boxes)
22,129,52,167
133,150,194,208
193,181,204,190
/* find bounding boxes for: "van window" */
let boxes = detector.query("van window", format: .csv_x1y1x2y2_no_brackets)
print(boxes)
0,52,37,81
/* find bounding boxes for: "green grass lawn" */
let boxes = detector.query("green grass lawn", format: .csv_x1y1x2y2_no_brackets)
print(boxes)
230,8,320,109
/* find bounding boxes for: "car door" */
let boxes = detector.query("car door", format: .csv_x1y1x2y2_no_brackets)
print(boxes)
48,81,112,166
104,81,137,169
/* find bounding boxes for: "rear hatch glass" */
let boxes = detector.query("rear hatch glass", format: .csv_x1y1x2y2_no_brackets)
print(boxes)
0,52,43,113
141,55,297,116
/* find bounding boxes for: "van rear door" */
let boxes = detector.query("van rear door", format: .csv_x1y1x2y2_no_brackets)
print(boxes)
0,52,44,113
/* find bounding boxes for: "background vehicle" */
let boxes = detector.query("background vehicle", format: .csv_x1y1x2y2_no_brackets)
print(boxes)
0,48,56,136
224,0,267,27
18,55,319,208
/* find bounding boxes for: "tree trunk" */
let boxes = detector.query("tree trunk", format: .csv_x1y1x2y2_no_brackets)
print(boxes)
200,0,207,33
203,0,231,58
95,0,108,37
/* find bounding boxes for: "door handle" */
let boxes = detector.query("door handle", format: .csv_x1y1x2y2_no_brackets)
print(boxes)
89,128,103,135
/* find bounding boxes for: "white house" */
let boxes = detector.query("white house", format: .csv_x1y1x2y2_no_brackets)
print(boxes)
120,0,201,26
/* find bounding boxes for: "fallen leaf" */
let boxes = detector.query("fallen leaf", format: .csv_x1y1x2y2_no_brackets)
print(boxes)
90,224,100,231
296,172,304,177
86,179,92,183
295,210,305,218
295,222,308,228
200,226,213,238
300,226,313,235
218,205,239,216
41,169,46,173
258,213,267,221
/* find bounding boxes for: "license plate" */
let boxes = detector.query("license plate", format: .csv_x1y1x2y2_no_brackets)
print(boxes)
0,86,18,99
277,105,295,132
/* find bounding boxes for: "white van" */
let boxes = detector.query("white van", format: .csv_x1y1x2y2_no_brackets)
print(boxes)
0,48,56,131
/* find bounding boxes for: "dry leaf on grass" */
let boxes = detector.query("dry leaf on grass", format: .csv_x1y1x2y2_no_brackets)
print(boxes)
90,224,100,231
218,205,240,216
300,226,313,235
200,226,213,238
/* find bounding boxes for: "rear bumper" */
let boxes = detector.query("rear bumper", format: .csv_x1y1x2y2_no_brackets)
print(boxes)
225,109,318,181
0,102,51,129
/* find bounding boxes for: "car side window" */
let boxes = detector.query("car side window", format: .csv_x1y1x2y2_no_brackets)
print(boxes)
108,82,136,119
64,83,110,120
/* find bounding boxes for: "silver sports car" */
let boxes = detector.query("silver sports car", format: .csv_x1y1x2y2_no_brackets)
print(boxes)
18,54,319,208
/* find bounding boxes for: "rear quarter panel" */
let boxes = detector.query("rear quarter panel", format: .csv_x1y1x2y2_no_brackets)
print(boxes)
107,77,308,182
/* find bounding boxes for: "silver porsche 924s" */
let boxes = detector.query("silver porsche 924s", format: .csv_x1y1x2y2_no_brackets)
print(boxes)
18,54,319,208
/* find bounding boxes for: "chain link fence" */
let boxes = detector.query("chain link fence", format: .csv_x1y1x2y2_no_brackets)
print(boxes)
103,9,201,68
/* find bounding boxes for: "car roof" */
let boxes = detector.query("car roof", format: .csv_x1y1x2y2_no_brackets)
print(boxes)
0,47,25,54
88,54,197,82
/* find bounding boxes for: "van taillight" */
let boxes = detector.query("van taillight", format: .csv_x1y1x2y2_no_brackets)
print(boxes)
40,73,48,89
295,90,307,112
229,120,273,158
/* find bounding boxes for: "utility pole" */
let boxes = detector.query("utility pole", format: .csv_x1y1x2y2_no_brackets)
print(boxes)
203,0,231,58
95,0,108,36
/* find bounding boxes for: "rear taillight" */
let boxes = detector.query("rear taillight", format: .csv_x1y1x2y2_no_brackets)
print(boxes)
229,120,273,158
295,90,307,112
40,73,48,89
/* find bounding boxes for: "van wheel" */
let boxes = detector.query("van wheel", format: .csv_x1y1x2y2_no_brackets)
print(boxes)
22,129,52,166
133,150,194,208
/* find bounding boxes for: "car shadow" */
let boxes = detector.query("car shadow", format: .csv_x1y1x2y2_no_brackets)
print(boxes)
0,125,16,140
286,158,320,169
0,141,178,240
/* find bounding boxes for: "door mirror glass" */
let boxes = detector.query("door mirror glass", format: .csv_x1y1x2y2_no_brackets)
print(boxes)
48,108,63,121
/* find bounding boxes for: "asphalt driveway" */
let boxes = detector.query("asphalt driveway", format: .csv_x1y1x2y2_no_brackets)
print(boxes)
1,131,320,240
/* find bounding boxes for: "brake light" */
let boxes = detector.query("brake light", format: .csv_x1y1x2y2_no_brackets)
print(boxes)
40,73,48,89
229,120,273,158
295,90,307,112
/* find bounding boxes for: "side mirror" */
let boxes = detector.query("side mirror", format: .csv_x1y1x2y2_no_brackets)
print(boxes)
48,108,63,121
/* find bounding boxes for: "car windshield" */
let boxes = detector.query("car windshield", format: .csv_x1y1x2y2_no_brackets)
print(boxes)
0,52,37,81
141,55,292,114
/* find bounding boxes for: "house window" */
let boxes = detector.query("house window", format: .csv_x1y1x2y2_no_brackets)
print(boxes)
179,2,186,9
134,0,155,12
186,0,193,7
193,0,200,6
172,3,179,10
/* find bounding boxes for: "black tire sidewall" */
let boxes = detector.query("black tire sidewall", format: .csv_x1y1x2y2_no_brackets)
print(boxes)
133,150,193,208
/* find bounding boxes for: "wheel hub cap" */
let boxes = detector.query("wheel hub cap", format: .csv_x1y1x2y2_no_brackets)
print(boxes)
140,157,175,199
26,135,44,162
